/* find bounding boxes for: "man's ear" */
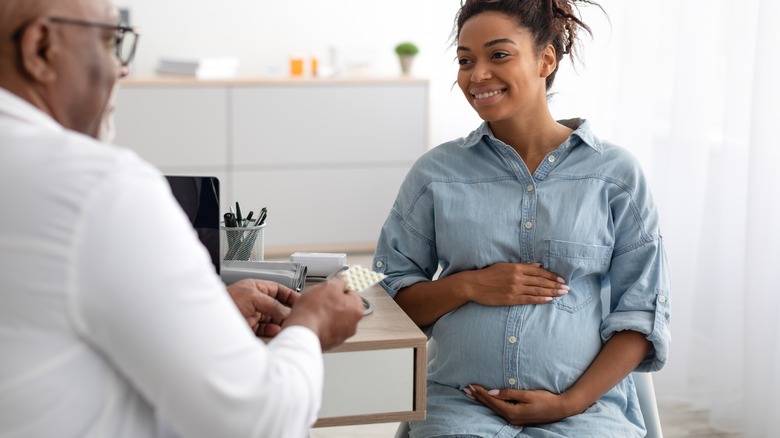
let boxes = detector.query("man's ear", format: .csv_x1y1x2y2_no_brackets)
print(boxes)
538,44,558,79
17,20,58,83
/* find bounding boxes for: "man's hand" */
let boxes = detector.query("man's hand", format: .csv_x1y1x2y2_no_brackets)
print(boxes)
465,384,577,426
282,277,364,351
227,279,299,337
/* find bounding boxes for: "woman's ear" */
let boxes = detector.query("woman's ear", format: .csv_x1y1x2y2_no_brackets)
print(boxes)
538,44,558,79
17,20,57,83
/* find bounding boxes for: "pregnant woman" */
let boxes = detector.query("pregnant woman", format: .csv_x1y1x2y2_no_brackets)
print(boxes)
373,1,671,436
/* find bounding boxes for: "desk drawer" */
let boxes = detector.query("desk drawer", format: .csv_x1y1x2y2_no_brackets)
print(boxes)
320,348,414,419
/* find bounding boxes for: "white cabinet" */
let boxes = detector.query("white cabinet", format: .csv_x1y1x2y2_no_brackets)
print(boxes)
231,84,426,166
113,86,229,167
113,78,428,254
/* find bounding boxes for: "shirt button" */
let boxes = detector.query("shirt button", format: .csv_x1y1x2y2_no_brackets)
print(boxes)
548,155,556,163
375,260,383,268
524,221,533,229
508,378,517,385
526,184,534,192
508,336,517,344
659,295,667,304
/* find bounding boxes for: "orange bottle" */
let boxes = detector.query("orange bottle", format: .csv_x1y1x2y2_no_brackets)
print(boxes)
290,56,304,77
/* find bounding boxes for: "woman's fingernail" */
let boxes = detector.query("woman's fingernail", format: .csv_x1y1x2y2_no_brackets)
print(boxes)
558,288,569,295
464,387,473,396
557,276,566,283
544,297,554,302
488,389,500,396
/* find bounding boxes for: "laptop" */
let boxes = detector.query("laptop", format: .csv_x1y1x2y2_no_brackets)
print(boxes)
165,175,221,274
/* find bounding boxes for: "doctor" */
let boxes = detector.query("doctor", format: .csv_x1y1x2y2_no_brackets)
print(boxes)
0,0,364,437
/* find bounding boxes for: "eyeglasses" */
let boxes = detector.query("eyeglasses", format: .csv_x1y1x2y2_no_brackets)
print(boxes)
12,16,140,67
48,16,139,67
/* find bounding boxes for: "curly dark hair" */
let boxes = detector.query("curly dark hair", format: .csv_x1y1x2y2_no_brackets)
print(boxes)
453,0,604,90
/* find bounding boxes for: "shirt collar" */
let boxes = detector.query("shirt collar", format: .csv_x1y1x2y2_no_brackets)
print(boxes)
0,87,63,133
460,118,603,153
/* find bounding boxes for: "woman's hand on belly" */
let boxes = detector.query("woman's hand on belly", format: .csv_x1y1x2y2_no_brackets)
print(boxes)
464,384,578,426
396,262,568,327
461,262,570,306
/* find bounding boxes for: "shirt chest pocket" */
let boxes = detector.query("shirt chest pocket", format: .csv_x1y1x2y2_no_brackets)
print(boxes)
543,239,612,313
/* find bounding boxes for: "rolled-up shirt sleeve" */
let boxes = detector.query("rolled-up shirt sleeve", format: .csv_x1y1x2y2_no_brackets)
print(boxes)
374,208,438,298
600,160,671,372
601,235,671,371
374,164,440,297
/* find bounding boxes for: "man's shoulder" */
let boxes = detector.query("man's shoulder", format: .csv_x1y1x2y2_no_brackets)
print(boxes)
2,123,162,202
56,130,159,180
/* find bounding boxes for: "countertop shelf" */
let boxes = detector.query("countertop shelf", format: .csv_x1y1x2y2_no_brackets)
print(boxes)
120,75,428,87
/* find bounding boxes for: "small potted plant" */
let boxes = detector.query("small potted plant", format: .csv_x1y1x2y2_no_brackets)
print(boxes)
395,41,419,76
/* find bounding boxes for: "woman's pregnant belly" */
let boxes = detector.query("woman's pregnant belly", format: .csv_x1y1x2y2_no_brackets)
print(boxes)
427,298,603,394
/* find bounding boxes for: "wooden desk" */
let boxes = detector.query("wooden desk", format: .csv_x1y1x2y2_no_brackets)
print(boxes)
313,285,427,427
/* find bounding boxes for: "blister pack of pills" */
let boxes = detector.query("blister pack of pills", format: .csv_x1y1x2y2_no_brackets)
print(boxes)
341,265,386,292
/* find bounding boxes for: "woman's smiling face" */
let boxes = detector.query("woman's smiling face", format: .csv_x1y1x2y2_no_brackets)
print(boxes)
456,11,554,124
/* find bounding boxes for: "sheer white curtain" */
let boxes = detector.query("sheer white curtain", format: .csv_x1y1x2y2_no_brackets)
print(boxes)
554,0,780,435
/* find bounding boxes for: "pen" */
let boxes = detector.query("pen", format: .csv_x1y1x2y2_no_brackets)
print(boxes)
223,212,237,227
255,207,267,226
245,211,254,227
223,212,238,260
235,202,243,226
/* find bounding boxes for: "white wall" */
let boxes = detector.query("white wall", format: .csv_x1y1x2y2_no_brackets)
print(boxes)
118,0,625,151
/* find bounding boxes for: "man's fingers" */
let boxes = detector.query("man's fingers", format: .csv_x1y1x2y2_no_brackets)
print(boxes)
249,279,298,304
271,283,299,306
253,293,292,323
256,323,283,337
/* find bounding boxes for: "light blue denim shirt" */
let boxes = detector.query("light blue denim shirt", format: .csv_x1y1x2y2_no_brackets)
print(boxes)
373,119,671,438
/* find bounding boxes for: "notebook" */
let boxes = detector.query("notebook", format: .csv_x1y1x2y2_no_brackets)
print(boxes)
165,175,221,274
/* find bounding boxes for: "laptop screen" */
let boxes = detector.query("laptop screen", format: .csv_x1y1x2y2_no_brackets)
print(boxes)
165,175,221,274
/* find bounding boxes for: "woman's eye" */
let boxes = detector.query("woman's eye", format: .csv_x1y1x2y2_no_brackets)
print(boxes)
493,52,509,59
458,58,472,66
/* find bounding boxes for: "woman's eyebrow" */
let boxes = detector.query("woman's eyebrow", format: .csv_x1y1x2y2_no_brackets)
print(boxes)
484,38,516,48
457,38,517,52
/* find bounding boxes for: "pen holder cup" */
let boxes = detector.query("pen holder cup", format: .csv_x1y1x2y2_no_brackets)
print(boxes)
220,223,266,262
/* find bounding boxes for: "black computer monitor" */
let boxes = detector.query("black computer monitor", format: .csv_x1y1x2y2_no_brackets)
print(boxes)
165,176,221,274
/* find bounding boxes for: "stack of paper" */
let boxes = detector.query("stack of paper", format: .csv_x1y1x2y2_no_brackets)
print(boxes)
156,56,240,79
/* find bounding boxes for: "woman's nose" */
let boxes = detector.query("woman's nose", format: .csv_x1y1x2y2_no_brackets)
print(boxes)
471,63,492,82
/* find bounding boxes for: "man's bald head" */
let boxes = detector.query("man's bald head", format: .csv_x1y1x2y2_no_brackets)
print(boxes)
0,0,57,43
0,0,77,78
0,0,125,137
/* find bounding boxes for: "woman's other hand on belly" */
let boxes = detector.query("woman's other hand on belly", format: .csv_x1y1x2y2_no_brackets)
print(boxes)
464,384,578,426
